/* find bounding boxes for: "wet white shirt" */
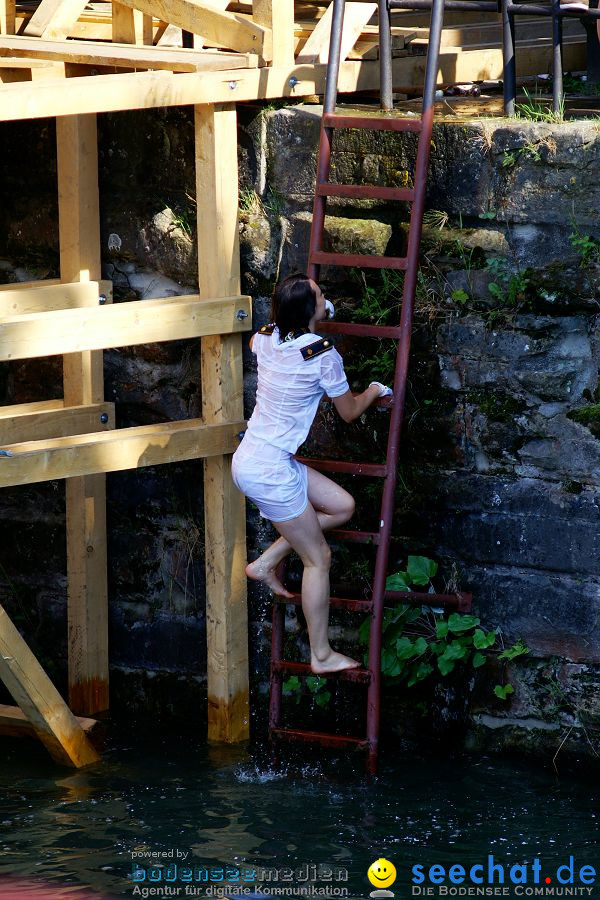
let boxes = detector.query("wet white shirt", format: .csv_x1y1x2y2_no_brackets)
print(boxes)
246,326,350,454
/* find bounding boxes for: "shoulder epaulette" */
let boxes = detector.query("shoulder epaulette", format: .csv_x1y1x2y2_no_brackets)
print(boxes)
257,323,275,335
300,337,334,361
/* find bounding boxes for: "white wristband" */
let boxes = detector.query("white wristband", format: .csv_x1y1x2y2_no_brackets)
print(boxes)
369,381,393,397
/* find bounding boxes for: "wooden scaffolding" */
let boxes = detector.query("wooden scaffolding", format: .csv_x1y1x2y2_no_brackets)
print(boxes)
0,0,589,766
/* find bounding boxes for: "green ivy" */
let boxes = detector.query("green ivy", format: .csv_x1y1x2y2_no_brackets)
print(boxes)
360,556,529,698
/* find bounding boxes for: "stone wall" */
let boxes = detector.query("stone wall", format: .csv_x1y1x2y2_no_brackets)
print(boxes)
0,104,599,759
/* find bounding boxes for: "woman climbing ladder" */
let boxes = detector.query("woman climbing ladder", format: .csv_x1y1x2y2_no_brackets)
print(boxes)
232,273,392,675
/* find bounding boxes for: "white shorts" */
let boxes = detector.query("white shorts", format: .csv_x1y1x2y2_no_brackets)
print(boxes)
231,435,309,523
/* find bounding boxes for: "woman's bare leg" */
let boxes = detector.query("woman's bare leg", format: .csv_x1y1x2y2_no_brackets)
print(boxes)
246,468,355,597
272,501,359,674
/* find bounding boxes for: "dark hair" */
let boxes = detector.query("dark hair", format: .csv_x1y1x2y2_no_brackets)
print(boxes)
271,273,316,339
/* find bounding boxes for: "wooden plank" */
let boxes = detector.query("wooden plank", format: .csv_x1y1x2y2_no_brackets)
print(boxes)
0,294,252,360
0,703,97,739
253,0,294,67
0,43,588,120
111,1,152,44
115,0,271,59
297,1,377,64
24,0,90,39
0,419,243,486
0,35,259,72
0,602,100,766
0,0,16,33
0,277,61,292
195,103,249,744
0,401,115,443
56,113,107,720
0,279,111,315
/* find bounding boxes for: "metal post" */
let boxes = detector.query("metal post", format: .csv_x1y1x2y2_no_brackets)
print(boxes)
323,0,346,115
552,0,564,115
502,0,517,115
379,0,394,110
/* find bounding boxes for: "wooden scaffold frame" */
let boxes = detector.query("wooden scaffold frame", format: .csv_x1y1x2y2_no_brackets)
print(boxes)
0,0,591,765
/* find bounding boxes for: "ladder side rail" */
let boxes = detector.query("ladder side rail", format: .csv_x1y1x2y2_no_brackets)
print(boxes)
308,0,346,283
552,0,564,114
378,0,393,110
365,0,445,774
268,602,286,733
501,0,517,114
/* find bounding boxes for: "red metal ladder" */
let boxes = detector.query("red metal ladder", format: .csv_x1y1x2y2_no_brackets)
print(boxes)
267,0,470,774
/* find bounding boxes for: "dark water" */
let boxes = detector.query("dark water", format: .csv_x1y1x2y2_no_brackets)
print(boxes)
0,734,598,900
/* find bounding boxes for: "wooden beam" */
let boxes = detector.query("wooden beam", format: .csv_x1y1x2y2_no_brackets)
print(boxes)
0,294,252,360
0,36,260,72
56,113,107,719
253,0,294,67
195,103,249,744
0,280,111,316
115,0,272,59
112,1,153,44
0,419,244,486
297,1,377,64
0,401,115,443
0,278,61,292
0,703,98,740
0,602,100,766
24,0,90,39
0,42,587,121
0,0,15,34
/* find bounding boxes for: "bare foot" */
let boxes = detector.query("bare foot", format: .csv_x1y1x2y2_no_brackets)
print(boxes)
246,559,294,598
310,650,360,675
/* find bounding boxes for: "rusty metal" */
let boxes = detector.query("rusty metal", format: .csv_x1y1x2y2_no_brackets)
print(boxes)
323,113,422,131
270,0,454,774
295,457,387,477
273,660,372,684
317,184,415,202
385,590,473,611
275,592,374,613
272,729,369,750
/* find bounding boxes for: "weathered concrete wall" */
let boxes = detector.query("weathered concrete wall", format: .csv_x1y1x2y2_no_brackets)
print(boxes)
1,104,599,759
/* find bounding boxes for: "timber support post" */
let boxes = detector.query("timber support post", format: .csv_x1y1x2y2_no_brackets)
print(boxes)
195,103,250,743
56,113,110,716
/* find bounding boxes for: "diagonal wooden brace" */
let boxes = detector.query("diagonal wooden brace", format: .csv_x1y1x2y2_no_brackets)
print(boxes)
0,602,100,767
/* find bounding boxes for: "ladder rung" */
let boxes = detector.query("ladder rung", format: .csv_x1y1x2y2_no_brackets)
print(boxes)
311,251,408,271
273,661,372,683
275,591,374,613
330,528,380,545
323,113,422,133
319,320,402,339
271,728,369,751
385,590,473,612
296,456,387,477
316,183,415,203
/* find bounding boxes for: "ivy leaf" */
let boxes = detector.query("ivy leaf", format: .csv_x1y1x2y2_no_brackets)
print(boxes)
407,555,438,586
386,572,411,592
358,617,371,645
283,676,301,693
306,675,325,693
498,639,530,660
395,636,420,660
473,627,497,649
437,641,468,675
314,691,331,707
494,683,515,700
436,620,449,638
448,612,480,633
407,661,434,687
472,651,486,668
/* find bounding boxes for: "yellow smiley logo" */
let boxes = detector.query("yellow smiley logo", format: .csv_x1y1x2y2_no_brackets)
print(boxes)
368,859,397,889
